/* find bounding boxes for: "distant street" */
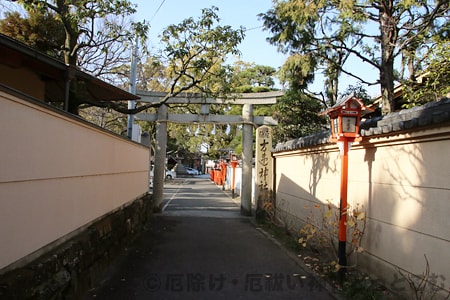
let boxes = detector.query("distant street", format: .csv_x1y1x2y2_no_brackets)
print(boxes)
160,176,241,218
84,177,337,300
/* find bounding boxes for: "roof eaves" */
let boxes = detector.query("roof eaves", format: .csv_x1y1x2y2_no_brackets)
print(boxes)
0,33,139,102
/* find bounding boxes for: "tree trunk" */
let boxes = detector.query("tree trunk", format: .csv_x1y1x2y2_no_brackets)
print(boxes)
379,1,396,115
60,0,80,114
380,53,395,115
332,75,339,105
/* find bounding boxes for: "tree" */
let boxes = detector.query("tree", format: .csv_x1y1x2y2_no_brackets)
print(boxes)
340,84,373,105
79,106,128,135
260,0,449,114
273,90,327,141
2,3,148,85
8,3,245,121
157,7,244,96
89,6,245,118
16,0,145,65
157,57,279,158
134,7,245,159
0,11,65,59
228,60,276,91
137,56,171,92
14,0,148,114
202,61,278,156
402,33,450,107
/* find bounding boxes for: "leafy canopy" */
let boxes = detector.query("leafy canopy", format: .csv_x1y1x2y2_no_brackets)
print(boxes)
0,11,65,59
260,0,449,114
15,0,148,66
159,6,245,97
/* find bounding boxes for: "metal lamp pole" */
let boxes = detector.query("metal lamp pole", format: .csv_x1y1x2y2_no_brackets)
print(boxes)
127,37,138,139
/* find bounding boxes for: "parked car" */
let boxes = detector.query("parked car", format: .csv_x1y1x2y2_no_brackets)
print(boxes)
149,170,154,189
186,167,199,175
166,169,176,179
149,169,176,188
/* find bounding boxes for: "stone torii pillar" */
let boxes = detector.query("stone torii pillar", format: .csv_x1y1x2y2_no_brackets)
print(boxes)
135,91,283,214
152,104,168,212
241,103,253,215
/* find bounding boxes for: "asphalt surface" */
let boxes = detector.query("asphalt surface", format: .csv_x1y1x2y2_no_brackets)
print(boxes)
83,176,338,300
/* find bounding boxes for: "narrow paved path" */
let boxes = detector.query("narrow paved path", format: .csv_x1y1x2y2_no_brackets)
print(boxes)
84,177,337,300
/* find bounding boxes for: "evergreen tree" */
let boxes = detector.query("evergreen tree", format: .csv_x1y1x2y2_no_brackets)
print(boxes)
260,0,449,114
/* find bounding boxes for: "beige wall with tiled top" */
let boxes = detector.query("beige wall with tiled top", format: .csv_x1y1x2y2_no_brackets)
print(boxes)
0,91,149,270
273,125,450,297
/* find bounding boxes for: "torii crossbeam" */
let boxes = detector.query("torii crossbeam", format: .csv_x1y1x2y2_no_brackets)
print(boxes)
135,90,283,215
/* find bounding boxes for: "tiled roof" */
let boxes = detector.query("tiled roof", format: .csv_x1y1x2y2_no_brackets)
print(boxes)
273,97,450,153
361,97,450,136
273,130,331,152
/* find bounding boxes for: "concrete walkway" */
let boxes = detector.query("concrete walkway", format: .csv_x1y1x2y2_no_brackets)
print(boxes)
83,177,338,300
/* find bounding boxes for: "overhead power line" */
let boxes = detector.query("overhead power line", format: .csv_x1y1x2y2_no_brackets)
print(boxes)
244,25,264,32
149,0,166,24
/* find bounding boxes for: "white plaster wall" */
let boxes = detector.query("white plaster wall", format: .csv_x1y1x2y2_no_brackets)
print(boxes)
274,146,341,228
0,91,149,270
273,126,450,295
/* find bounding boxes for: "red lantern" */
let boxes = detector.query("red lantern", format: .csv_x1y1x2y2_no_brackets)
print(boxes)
321,95,371,143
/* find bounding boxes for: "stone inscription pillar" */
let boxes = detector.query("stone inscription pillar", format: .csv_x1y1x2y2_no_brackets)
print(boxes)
255,125,273,218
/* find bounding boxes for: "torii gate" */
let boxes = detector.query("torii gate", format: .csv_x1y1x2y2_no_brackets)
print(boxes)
136,90,283,215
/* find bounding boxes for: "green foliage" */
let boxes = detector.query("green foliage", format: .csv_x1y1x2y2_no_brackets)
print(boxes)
156,27,277,157
229,61,276,89
340,275,385,300
144,8,247,158
15,0,148,65
160,6,244,96
278,54,316,91
402,40,450,108
273,89,327,142
340,84,373,105
199,60,276,96
0,11,65,59
260,0,449,114
167,123,234,160
135,56,170,92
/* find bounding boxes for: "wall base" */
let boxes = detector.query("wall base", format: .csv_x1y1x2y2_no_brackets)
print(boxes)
0,193,152,300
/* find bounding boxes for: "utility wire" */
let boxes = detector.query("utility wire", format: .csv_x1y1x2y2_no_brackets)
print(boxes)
148,1,263,32
149,0,166,24
244,25,264,32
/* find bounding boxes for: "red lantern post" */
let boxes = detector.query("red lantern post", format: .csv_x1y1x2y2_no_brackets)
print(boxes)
220,159,228,187
338,138,350,270
320,95,372,276
230,154,239,198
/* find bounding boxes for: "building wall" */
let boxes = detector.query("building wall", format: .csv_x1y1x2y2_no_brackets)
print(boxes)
0,65,45,100
0,90,150,271
273,122,450,296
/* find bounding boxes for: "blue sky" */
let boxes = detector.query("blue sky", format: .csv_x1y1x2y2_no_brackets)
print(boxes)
1,0,380,96
130,0,380,97
130,0,288,70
